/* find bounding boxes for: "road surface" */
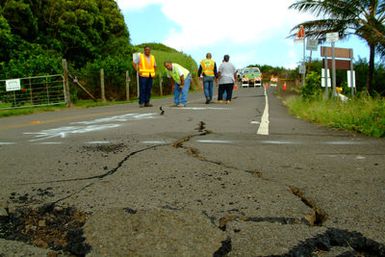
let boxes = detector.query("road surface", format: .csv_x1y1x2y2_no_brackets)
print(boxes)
0,87,384,256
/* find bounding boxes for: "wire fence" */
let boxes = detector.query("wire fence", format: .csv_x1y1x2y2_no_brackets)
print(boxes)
0,74,65,110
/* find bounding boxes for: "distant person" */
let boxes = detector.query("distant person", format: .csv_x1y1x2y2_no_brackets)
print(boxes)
198,53,218,104
164,61,191,107
217,55,236,103
132,46,156,107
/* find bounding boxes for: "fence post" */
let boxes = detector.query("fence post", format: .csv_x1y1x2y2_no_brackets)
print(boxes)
62,59,72,107
100,68,106,102
126,71,130,101
159,74,163,96
29,78,33,105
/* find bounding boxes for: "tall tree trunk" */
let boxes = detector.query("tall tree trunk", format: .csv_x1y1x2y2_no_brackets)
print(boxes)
366,43,375,93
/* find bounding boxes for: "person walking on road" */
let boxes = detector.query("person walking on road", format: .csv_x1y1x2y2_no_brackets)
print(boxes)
217,54,236,103
198,53,218,104
132,46,156,108
164,61,191,107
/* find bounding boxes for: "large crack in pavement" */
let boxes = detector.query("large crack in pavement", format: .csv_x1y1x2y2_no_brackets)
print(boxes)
3,121,385,256
171,121,385,256
264,228,385,257
289,186,328,226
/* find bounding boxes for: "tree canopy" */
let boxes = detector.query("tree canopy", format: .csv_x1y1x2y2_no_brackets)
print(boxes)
289,0,385,93
0,0,131,75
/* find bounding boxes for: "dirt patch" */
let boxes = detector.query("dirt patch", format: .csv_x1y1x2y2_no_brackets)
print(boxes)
0,203,90,256
81,143,126,154
9,187,55,205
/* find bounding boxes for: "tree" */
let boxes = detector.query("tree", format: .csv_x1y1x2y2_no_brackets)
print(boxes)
289,0,385,93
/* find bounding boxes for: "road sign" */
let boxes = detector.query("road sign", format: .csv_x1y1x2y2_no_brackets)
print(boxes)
347,70,356,88
324,59,352,70
299,64,306,74
326,32,339,43
306,39,318,51
5,79,21,92
321,47,353,58
132,52,140,62
321,69,331,88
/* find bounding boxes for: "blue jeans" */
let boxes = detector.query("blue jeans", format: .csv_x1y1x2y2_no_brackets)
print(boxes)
139,76,153,105
174,75,191,106
203,76,215,100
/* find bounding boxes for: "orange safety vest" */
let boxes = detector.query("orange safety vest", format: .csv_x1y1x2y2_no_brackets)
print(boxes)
139,54,156,77
200,59,215,76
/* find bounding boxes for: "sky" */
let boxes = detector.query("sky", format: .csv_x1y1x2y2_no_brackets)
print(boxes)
116,0,371,70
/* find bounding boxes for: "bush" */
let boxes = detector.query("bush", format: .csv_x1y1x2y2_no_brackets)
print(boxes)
78,55,134,100
301,71,322,100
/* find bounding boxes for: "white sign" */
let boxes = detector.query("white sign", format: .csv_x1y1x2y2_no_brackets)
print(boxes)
321,78,331,88
326,32,339,43
306,39,318,51
5,79,21,91
299,64,306,74
132,52,140,62
321,69,331,88
347,70,356,88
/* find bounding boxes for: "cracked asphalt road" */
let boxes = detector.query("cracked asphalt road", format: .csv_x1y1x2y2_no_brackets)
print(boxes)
0,87,385,256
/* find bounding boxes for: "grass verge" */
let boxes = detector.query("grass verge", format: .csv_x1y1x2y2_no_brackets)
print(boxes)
284,95,385,138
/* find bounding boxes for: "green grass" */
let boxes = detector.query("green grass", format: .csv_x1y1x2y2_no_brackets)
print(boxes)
285,95,385,137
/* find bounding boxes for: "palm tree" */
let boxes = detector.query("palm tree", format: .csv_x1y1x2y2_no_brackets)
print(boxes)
289,0,385,93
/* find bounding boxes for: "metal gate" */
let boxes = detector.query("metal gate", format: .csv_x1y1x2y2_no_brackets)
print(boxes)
0,74,65,110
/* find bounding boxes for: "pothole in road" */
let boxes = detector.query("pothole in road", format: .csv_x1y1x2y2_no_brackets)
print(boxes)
81,142,126,154
0,203,90,256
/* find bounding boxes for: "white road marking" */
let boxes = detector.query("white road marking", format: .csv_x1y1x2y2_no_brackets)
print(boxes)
322,141,363,145
24,112,159,142
86,141,111,144
36,142,63,145
25,124,121,142
258,140,301,144
168,107,231,110
142,140,168,144
257,88,269,135
0,142,16,145
72,113,157,125
196,139,233,144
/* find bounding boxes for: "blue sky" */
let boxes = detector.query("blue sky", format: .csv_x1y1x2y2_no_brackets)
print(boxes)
117,0,371,69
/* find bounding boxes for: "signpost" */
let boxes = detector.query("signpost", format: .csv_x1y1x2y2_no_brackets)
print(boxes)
133,53,140,98
326,32,339,97
321,45,355,98
296,26,306,87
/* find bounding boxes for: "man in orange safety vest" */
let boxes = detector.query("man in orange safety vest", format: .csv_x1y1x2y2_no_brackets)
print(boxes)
133,46,157,107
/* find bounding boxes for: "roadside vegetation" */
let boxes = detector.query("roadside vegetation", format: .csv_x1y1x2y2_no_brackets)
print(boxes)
1,0,384,138
0,1,197,105
285,94,385,138
281,0,385,138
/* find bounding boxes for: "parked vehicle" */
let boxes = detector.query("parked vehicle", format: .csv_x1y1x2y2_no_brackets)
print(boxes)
241,67,262,87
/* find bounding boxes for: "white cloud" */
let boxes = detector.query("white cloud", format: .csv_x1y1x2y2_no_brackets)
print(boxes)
117,0,315,68
117,0,313,50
